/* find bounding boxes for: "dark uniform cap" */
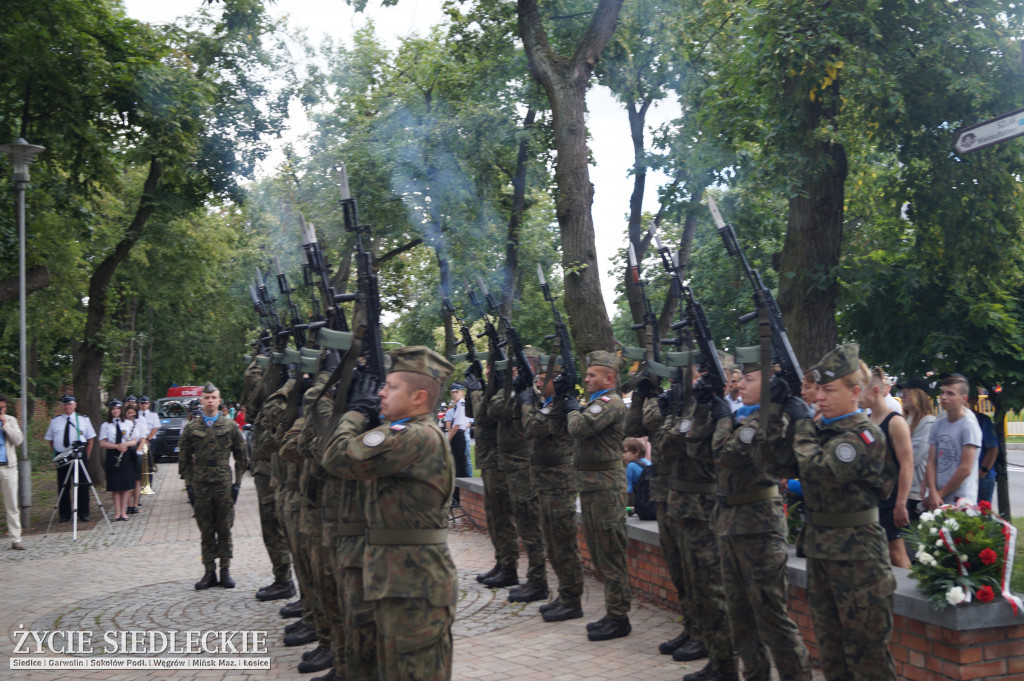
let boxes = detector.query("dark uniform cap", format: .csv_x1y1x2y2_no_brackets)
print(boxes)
809,343,860,385
586,350,622,373
896,377,931,393
106,399,123,408
139,395,151,403
382,345,453,384
734,346,762,374
60,394,77,404
125,395,138,403
450,383,465,391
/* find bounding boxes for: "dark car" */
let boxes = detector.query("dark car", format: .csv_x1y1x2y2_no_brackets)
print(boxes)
150,397,190,462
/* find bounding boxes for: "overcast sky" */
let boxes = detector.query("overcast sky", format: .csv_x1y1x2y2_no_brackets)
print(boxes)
122,0,677,317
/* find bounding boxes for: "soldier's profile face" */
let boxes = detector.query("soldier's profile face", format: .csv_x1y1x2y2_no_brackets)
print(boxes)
584,366,615,393
817,380,858,419
739,370,761,406
200,391,221,415
379,374,415,421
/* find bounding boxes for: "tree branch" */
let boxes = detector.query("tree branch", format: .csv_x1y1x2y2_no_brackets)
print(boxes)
378,238,423,264
0,265,50,304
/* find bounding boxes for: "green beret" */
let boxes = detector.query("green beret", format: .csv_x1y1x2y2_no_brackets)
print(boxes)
810,343,860,384
587,350,623,373
383,345,453,384
734,346,762,374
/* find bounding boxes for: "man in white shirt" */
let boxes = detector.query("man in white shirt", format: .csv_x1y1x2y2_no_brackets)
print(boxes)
924,374,982,509
446,385,473,501
726,369,744,413
132,395,162,513
44,395,97,522
0,394,25,549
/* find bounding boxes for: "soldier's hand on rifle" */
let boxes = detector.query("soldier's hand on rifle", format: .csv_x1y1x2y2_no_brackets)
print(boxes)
562,394,582,413
462,370,483,393
348,368,382,427
657,388,675,417
769,374,790,404
231,482,240,502
513,372,531,393
634,374,654,400
552,372,571,398
516,387,535,407
493,369,506,390
710,394,733,422
783,396,815,422
322,349,341,374
692,376,717,404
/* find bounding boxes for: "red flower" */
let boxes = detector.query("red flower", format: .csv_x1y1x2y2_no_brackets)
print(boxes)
979,548,999,566
976,586,995,603
954,537,964,545
979,501,992,514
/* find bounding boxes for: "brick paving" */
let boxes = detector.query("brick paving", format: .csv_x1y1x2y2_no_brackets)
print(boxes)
1,467,817,680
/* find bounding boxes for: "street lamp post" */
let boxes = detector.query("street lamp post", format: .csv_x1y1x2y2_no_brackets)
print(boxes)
0,138,45,530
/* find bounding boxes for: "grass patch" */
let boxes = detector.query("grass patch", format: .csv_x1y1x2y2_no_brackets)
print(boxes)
1014,518,1024,596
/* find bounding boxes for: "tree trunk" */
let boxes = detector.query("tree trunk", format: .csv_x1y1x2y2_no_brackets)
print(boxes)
777,77,843,366
500,108,536,328
73,158,161,485
0,265,50,304
518,0,624,357
623,99,654,345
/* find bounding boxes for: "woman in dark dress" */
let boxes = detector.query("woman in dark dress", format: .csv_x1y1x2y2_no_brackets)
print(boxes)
99,400,141,520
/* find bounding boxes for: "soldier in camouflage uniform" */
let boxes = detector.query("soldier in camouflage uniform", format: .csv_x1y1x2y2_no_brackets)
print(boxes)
519,365,584,621
488,348,547,601
563,351,631,641
757,344,896,681
178,384,246,590
325,346,458,681
320,368,379,681
250,367,296,603
626,374,693,654
463,366,518,586
695,347,810,681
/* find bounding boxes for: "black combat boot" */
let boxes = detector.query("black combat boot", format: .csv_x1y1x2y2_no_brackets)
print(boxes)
659,630,691,655
683,661,740,681
296,647,332,673
538,599,561,614
302,645,329,662
195,570,219,590
256,578,296,601
508,583,549,603
673,638,709,661
475,563,501,583
586,615,610,631
283,623,317,647
481,567,518,589
587,616,631,641
279,599,304,618
284,619,305,634
219,567,235,588
310,670,337,681
541,602,584,622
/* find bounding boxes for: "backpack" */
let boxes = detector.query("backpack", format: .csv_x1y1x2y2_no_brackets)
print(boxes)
634,462,657,521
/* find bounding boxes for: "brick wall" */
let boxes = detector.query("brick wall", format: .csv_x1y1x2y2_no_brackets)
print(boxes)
456,478,1024,681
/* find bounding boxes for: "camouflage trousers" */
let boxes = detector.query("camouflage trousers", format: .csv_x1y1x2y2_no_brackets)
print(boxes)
254,472,291,581
579,488,631,618
656,500,687,616
374,597,453,681
481,467,518,571
282,488,322,641
193,481,234,570
719,531,811,681
308,532,344,672
535,464,583,608
677,513,737,674
333,558,376,681
506,465,546,587
808,557,896,681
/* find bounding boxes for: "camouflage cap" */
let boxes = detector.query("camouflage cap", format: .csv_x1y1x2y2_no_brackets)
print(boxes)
734,346,762,374
586,350,623,373
383,345,453,384
809,343,860,384
522,345,542,359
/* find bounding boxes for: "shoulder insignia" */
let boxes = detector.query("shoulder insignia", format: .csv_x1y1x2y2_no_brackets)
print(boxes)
362,430,387,447
738,426,756,444
540,407,551,415
588,403,603,415
835,442,858,463
600,395,612,402
389,423,407,432
678,419,692,433
859,430,876,445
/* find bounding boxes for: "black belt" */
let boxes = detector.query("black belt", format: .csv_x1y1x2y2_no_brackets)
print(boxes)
578,460,624,472
717,485,778,507
807,508,879,528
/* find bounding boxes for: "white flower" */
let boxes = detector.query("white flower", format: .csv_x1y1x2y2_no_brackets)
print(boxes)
956,498,971,509
919,511,935,523
930,527,939,535
944,518,960,531
935,539,944,547
966,507,980,518
959,554,969,563
916,551,937,566
946,586,967,605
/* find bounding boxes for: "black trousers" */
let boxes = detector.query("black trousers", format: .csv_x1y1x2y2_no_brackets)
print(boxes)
57,461,92,519
450,433,469,504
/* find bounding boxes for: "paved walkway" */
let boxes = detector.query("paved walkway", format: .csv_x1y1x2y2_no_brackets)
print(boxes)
1,467,811,680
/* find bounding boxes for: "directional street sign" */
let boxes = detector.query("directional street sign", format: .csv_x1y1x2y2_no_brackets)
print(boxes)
954,106,1024,155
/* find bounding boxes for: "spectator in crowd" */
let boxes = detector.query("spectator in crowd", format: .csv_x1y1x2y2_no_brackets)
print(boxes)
881,373,902,415
726,369,743,413
100,400,142,521
860,368,913,568
0,394,25,549
621,437,650,506
897,378,936,522
924,374,981,509
801,370,820,420
968,394,999,503
234,405,247,427
122,404,145,515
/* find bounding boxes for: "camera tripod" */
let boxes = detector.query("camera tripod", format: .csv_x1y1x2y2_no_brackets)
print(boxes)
46,455,114,541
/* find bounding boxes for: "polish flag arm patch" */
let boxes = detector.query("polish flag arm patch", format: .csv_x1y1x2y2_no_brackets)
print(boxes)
859,430,876,445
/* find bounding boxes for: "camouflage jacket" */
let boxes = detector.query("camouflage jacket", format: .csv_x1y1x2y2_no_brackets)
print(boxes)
658,401,717,521
489,391,533,469
178,414,246,486
703,407,785,536
566,390,627,493
759,410,893,560
468,388,499,470
324,411,456,607
625,396,670,502
251,380,292,476
522,394,576,495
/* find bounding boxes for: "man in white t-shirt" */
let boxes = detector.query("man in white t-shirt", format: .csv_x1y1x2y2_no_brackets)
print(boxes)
924,374,981,509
